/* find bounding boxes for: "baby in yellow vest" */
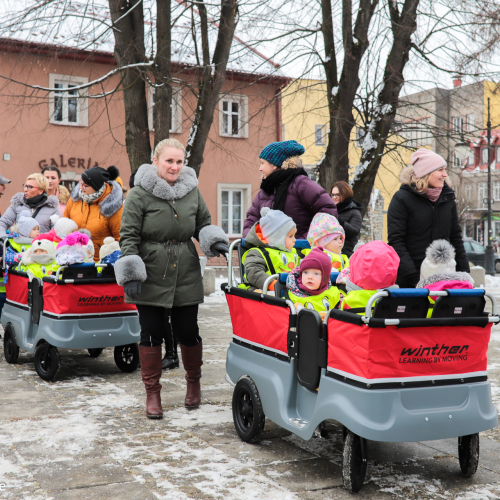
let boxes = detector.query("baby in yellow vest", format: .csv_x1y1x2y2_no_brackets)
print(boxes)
242,207,298,291
304,213,349,271
286,247,340,315
341,241,400,315
20,238,59,279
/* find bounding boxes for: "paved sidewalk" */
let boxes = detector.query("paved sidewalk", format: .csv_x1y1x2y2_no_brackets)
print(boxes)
1,295,500,499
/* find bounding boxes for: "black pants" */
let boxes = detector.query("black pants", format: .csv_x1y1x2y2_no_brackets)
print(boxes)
137,304,201,347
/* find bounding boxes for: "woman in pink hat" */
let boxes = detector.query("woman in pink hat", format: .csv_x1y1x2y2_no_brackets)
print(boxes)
387,148,469,288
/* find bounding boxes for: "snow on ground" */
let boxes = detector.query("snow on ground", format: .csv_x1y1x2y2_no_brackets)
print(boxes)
203,275,231,304
486,275,500,293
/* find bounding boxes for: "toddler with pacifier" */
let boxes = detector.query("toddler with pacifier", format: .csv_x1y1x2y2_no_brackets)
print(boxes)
305,213,349,271
20,239,59,278
286,247,340,316
417,240,474,314
242,207,298,292
341,240,400,315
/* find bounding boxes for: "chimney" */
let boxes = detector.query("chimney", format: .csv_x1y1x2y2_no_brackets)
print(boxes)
453,75,462,88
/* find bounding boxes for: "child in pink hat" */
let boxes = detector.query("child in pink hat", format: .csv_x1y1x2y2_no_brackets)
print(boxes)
55,231,90,266
286,247,340,314
305,213,349,271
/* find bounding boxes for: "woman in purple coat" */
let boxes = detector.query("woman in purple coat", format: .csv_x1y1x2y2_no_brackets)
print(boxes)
243,141,338,239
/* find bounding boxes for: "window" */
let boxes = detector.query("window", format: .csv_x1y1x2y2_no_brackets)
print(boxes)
465,183,472,199
356,127,366,147
217,183,251,237
219,94,248,138
471,241,485,252
479,182,487,206
403,117,429,147
147,87,182,133
468,149,476,167
495,181,500,201
463,241,472,252
452,116,464,134
315,125,326,146
481,148,490,164
466,114,475,133
49,74,88,126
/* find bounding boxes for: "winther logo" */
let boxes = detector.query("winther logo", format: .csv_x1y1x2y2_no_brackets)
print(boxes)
78,295,124,307
399,344,469,364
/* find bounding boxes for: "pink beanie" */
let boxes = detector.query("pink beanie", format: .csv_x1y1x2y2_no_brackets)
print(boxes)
56,231,89,249
411,149,446,178
298,247,332,294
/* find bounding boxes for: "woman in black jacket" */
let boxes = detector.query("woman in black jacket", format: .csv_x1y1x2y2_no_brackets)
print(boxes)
331,181,363,257
388,149,469,288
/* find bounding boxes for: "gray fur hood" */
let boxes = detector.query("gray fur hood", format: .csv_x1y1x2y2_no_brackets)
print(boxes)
416,272,474,288
134,163,198,201
70,180,123,218
10,192,59,209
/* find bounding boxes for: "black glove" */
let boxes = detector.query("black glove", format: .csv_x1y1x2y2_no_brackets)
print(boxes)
210,241,229,259
123,280,142,300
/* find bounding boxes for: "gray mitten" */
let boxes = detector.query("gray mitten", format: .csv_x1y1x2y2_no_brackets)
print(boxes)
123,280,142,300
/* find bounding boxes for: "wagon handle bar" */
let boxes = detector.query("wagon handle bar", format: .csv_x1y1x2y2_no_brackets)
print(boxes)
227,239,241,287
2,236,11,270
362,289,499,324
263,274,279,295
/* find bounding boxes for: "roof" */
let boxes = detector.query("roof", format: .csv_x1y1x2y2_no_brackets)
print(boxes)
0,0,288,83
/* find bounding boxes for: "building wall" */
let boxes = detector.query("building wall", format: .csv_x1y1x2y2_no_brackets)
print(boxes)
0,49,281,233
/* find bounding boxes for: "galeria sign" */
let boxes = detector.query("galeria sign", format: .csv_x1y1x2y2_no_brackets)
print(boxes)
38,155,99,170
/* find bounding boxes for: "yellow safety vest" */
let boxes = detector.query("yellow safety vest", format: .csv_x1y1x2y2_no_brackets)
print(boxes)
341,289,378,315
19,262,60,280
301,248,349,271
288,286,340,312
9,239,32,253
241,247,299,282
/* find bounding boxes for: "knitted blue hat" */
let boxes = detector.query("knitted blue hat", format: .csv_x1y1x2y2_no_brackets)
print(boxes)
259,140,305,168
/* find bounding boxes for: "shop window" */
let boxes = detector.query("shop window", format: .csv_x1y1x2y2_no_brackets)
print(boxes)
219,94,248,138
217,183,251,237
49,74,88,127
147,87,182,133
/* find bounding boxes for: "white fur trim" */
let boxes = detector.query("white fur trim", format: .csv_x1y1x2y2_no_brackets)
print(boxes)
198,225,229,257
114,255,147,285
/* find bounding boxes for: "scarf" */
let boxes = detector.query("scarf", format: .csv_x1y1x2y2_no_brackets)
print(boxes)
31,253,55,265
424,187,442,203
335,197,353,212
80,183,105,204
24,192,47,208
260,168,307,212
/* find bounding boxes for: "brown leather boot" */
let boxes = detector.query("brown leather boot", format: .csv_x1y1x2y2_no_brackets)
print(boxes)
139,345,163,419
180,341,203,408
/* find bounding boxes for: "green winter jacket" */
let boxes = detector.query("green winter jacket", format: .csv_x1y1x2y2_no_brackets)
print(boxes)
115,164,229,309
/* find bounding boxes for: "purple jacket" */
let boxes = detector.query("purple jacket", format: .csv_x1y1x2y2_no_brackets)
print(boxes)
243,176,338,239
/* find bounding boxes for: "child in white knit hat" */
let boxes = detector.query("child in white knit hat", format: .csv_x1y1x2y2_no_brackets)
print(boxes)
241,207,298,291
20,239,59,278
98,236,121,267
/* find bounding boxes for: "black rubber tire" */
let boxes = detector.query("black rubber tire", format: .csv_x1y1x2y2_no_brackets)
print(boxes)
34,343,60,381
232,376,265,442
458,433,480,477
3,324,20,364
114,344,139,373
342,430,368,493
88,348,104,358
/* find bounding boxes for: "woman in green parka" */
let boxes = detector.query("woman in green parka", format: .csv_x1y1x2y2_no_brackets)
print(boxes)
115,139,229,419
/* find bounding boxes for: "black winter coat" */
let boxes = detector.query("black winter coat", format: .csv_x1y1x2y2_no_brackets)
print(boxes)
387,183,469,288
336,197,363,257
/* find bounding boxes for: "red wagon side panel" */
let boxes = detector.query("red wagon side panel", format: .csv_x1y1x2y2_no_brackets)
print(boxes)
5,273,29,306
43,282,137,316
327,317,491,382
226,294,289,355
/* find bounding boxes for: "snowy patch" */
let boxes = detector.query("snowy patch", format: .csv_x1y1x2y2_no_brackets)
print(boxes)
166,405,233,428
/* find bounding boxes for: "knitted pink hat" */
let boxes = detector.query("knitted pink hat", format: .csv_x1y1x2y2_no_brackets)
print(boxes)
307,213,345,248
56,231,89,249
411,149,446,178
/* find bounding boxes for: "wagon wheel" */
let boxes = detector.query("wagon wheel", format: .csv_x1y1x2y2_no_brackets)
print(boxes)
458,433,480,477
342,430,368,493
3,324,19,364
232,376,265,442
88,348,104,358
34,343,60,381
114,344,139,373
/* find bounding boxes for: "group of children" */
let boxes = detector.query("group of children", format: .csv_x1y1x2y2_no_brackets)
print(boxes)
3,212,122,280
241,207,475,316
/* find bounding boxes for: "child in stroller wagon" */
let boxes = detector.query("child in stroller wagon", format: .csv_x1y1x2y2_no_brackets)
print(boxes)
341,240,400,315
286,247,340,315
19,239,59,278
241,207,298,292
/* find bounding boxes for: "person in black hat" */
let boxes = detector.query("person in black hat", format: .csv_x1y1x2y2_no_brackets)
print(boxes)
64,166,123,261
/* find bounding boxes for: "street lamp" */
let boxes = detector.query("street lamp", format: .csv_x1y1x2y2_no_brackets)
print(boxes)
485,98,495,276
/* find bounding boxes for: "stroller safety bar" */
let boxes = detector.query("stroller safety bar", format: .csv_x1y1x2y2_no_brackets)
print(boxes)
228,239,241,287
363,289,499,324
53,263,108,281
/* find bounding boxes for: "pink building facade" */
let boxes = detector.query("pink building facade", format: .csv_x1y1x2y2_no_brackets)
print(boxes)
0,39,288,240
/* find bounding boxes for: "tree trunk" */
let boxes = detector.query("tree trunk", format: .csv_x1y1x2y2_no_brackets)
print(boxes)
108,0,151,172
351,0,419,217
185,0,239,175
154,0,172,147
